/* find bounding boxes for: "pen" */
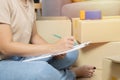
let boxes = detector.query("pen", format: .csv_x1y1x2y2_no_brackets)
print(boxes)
53,34,78,45
53,34,62,39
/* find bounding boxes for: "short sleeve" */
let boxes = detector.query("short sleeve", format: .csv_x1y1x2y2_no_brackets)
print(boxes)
0,0,11,24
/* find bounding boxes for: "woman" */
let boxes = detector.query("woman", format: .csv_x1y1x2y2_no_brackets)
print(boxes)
0,0,95,80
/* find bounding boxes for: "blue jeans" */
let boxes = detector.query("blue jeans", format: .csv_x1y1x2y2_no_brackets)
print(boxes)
0,50,79,80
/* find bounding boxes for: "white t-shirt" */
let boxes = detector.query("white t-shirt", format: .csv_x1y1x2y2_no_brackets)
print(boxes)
0,0,35,60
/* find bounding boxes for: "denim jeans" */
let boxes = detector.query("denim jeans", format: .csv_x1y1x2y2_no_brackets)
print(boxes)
0,50,79,80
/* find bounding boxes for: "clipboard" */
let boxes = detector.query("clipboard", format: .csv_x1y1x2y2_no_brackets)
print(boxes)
22,41,90,62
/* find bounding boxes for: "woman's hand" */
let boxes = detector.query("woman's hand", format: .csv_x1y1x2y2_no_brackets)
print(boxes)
53,36,74,53
53,54,66,60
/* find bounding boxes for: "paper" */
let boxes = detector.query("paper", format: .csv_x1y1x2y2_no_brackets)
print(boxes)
22,42,90,62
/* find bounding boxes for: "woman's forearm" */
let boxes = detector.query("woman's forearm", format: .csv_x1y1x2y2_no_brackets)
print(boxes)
31,34,48,45
1,42,56,57
0,24,72,57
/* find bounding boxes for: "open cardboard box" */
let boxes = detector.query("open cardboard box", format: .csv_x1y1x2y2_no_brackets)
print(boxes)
36,17,71,43
103,56,120,80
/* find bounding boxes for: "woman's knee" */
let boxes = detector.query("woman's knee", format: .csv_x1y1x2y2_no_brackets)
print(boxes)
48,50,79,70
65,50,79,65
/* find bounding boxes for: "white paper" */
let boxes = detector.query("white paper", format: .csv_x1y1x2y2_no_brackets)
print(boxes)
22,42,90,62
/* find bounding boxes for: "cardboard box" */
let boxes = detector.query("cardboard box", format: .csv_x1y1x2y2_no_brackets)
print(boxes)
36,17,71,43
76,42,120,80
103,56,120,80
76,42,120,68
72,16,120,43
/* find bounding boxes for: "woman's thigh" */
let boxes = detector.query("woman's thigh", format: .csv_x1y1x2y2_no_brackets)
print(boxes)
0,60,61,80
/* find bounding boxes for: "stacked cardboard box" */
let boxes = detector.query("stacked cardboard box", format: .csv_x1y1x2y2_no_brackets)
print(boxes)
72,16,120,80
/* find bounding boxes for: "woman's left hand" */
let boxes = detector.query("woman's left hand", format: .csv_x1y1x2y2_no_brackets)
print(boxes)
53,53,66,60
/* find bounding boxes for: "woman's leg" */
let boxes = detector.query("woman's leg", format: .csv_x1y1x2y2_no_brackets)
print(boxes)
48,50,79,70
48,50,96,78
0,60,76,80
0,60,61,80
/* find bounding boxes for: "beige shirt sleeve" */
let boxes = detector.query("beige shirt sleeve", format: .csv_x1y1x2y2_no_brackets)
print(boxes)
0,0,11,24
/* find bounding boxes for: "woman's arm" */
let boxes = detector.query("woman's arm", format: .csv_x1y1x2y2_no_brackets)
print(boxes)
30,22,67,59
30,22,48,45
0,24,74,57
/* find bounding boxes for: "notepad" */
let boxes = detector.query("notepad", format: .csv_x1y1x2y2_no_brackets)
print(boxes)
22,41,90,62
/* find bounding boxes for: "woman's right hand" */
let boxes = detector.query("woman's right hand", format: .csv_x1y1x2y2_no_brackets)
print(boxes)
53,36,75,53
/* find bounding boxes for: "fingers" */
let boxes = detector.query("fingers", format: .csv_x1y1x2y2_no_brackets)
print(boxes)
53,54,66,59
60,54,66,56
55,36,75,52
65,37,75,48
